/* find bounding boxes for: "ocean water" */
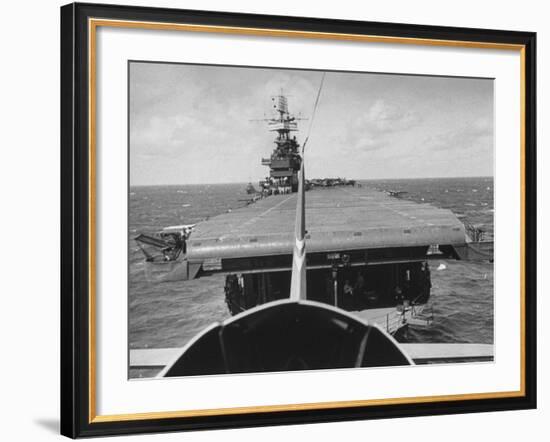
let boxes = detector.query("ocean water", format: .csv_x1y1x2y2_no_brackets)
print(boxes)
129,177,494,375
368,177,494,345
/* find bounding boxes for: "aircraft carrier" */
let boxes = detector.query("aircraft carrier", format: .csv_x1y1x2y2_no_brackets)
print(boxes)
135,92,490,338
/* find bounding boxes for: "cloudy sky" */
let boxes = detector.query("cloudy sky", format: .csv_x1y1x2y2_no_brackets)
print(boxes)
129,62,493,186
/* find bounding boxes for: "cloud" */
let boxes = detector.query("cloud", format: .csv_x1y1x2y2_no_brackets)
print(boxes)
359,99,420,133
422,117,493,153
333,99,421,154
131,114,197,158
129,63,493,184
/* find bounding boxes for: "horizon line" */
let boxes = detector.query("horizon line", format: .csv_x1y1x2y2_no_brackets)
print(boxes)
129,175,494,187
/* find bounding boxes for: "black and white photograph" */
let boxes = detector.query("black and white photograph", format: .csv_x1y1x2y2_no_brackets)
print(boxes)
128,62,495,379
0,0,543,439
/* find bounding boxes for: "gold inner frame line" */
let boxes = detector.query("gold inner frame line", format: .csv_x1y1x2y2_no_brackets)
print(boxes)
87,18,527,424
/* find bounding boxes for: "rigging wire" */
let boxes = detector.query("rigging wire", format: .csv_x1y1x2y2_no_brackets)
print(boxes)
302,72,326,154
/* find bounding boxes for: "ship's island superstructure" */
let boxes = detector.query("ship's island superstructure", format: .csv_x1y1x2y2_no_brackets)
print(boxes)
259,93,302,194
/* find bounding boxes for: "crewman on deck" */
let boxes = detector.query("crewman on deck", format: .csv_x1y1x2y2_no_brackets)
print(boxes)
394,285,404,305
343,280,354,308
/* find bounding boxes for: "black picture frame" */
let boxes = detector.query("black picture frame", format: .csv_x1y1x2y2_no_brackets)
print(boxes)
60,2,537,438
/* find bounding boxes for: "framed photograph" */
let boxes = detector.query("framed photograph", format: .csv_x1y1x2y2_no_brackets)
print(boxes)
60,2,536,438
